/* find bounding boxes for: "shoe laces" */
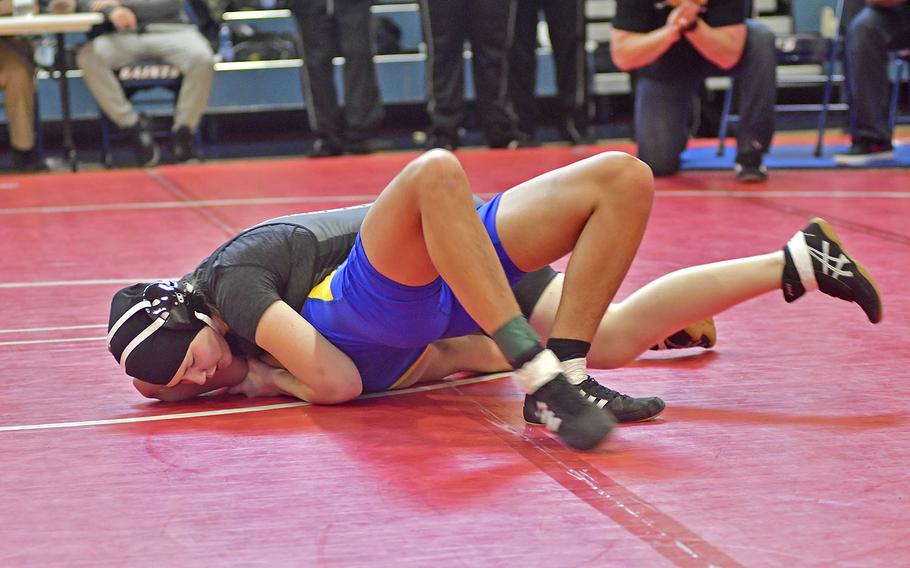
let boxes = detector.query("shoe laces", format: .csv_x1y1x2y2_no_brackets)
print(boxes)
536,376,590,416
578,377,633,404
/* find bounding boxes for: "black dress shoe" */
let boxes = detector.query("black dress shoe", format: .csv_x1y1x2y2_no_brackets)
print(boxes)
11,148,48,173
172,126,201,163
126,115,160,167
309,138,344,158
345,138,375,155
558,121,594,146
426,134,459,151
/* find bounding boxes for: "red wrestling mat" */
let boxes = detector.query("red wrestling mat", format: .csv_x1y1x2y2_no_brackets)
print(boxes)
1,146,909,566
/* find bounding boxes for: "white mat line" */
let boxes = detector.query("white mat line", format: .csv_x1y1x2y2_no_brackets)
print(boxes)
1,190,908,216
663,190,910,198
0,324,107,335
0,195,379,216
0,373,511,432
0,336,104,347
0,278,171,289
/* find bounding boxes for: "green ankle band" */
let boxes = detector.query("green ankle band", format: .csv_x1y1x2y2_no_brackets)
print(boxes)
491,316,542,368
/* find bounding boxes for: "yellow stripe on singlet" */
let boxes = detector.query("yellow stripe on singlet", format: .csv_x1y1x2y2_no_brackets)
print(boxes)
308,269,337,301
387,346,432,390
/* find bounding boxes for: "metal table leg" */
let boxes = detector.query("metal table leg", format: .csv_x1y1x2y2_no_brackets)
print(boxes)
55,31,78,172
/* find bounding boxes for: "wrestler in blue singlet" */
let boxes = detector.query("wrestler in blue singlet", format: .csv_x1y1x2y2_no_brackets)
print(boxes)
303,194,526,392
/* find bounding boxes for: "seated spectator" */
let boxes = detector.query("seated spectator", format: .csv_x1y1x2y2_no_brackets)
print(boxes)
834,0,910,166
509,0,593,146
1,0,46,172
289,0,384,157
611,0,776,182
49,0,215,166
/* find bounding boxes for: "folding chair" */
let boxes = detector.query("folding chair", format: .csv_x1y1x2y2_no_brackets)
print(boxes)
717,0,842,157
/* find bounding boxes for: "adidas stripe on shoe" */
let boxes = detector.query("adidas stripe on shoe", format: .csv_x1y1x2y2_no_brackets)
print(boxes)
782,218,883,324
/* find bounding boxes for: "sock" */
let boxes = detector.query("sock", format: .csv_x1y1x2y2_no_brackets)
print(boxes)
546,338,590,385
782,230,818,303
491,316,558,394
546,338,590,361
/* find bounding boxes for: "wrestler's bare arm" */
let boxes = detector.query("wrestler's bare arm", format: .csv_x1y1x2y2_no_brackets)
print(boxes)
255,300,363,404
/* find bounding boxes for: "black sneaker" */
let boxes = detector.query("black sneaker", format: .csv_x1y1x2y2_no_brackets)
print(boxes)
782,217,883,324
833,139,894,166
309,138,344,158
734,160,768,183
345,138,375,155
525,374,614,450
527,377,665,424
127,115,159,167
558,120,595,146
651,317,716,351
426,134,459,151
172,126,201,163
11,148,48,173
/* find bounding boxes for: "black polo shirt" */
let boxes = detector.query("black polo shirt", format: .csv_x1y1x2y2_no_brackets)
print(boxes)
613,0,746,79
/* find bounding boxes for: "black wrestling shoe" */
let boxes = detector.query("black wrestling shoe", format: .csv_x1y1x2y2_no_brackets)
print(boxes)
651,317,717,350
525,372,614,451
524,377,664,424
577,377,666,422
529,376,666,423
782,217,883,324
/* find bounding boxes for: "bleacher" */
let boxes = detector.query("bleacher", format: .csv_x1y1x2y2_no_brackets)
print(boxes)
3,1,850,131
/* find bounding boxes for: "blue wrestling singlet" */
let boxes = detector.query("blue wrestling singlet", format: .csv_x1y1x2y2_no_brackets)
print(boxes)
302,194,526,392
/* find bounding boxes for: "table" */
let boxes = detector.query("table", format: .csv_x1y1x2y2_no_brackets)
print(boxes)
0,14,104,171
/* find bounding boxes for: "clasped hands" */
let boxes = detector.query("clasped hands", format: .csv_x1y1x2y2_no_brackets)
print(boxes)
48,0,137,32
662,0,708,40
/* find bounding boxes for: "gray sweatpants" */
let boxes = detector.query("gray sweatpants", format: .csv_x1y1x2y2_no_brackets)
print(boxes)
76,24,214,131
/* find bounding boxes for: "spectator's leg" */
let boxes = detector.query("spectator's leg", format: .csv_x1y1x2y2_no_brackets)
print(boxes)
419,0,468,147
76,35,147,128
729,20,776,164
845,6,910,143
152,25,215,133
508,0,542,140
291,0,345,150
466,0,519,147
542,0,591,141
634,75,697,176
335,0,385,147
0,45,36,153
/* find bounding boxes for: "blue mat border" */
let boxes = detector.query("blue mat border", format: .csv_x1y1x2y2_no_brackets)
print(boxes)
681,143,910,170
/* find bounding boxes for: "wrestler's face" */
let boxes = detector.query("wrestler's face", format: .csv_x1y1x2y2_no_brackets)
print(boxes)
166,327,232,387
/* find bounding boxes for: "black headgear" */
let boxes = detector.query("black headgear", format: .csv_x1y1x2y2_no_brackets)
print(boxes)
107,280,214,385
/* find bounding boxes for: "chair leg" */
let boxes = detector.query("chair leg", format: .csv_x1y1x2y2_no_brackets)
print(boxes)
815,38,841,157
888,58,905,133
33,89,45,161
716,83,734,157
100,111,113,169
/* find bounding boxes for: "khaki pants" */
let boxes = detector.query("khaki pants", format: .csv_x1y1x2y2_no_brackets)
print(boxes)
76,24,215,131
0,39,36,152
